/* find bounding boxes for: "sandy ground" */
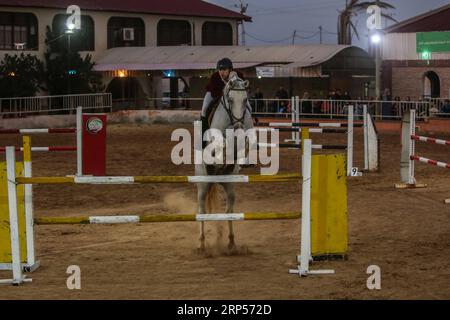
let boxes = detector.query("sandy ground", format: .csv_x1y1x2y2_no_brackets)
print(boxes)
0,122,449,300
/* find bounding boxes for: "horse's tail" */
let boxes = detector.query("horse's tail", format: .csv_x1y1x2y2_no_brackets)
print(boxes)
205,184,221,213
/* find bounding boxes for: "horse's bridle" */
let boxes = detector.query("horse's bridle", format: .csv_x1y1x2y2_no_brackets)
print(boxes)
221,80,251,128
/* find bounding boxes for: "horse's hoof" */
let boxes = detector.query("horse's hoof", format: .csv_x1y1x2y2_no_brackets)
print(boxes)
197,245,206,254
228,242,237,253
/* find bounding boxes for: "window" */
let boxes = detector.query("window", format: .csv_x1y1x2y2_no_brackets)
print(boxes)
52,14,95,51
202,22,233,46
0,12,38,50
107,17,145,49
157,19,191,46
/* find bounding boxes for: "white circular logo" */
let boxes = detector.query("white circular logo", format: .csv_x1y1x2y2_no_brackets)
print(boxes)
86,117,103,134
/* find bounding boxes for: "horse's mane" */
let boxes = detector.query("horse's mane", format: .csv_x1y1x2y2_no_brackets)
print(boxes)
225,71,247,91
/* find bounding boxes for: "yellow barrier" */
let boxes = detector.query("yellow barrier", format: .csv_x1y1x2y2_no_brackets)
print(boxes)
311,153,348,260
16,173,302,185
34,212,301,225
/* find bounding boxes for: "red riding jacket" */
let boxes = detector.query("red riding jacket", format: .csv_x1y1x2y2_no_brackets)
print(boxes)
205,70,245,99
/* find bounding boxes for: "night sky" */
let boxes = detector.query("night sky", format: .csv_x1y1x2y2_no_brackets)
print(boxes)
206,0,449,48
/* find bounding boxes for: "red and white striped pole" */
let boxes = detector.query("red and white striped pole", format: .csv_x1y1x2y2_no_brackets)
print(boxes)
0,128,76,134
410,155,450,169
411,135,450,146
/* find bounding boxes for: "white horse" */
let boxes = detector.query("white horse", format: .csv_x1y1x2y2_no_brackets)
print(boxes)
195,72,254,252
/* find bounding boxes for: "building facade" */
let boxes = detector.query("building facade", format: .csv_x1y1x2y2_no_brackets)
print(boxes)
0,0,248,103
382,4,450,100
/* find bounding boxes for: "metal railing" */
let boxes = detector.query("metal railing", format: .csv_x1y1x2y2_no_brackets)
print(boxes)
5,94,448,120
121,97,447,120
0,93,112,117
250,98,450,120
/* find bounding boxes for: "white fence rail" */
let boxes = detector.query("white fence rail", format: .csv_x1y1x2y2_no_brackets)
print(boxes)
119,97,450,120
0,93,112,117
2,93,449,120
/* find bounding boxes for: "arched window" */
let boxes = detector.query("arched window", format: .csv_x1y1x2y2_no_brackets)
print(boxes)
0,12,38,50
202,22,233,45
157,19,191,46
423,71,440,98
107,17,145,49
52,14,95,51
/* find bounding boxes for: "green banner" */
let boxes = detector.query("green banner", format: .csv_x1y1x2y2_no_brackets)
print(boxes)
416,31,450,53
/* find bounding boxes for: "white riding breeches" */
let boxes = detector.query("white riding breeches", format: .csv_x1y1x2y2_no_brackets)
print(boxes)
201,92,214,117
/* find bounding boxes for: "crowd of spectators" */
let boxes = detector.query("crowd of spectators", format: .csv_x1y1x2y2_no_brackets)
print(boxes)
248,86,450,119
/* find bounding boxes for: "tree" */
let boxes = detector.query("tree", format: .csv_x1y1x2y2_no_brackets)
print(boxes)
44,25,104,95
0,53,44,98
337,0,396,45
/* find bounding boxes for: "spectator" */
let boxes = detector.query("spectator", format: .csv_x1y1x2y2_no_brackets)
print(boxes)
274,86,289,113
392,96,401,118
342,91,351,101
301,92,313,114
442,100,450,117
334,89,344,114
381,88,393,120
252,87,264,112
405,96,414,110
355,96,364,120
311,94,318,114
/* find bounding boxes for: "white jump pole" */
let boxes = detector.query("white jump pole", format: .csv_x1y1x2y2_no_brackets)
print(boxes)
76,106,83,176
300,139,312,274
363,105,369,171
289,139,335,276
0,147,31,285
23,138,39,272
285,97,296,143
408,109,417,185
347,105,354,176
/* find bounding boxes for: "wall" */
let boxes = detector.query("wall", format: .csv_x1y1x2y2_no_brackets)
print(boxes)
391,66,450,99
383,33,450,61
0,6,239,62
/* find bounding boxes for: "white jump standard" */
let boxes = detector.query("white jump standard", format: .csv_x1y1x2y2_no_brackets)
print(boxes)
397,109,450,204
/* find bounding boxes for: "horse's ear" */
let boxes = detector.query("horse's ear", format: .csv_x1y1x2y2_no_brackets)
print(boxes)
244,80,250,88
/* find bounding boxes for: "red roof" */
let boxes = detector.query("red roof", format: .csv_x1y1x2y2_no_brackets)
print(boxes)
0,0,251,21
386,4,450,33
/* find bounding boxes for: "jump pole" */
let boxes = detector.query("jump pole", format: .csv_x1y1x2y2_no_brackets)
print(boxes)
22,137,39,272
76,106,82,176
34,212,301,225
289,139,335,276
363,105,369,171
0,147,32,285
286,96,297,143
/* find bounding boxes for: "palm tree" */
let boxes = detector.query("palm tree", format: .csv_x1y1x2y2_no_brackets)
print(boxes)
338,0,397,45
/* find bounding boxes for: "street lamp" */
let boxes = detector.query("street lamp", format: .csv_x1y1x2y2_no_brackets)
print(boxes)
370,33,381,45
65,23,75,95
371,31,383,100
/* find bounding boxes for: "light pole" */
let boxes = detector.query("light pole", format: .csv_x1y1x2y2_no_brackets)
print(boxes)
371,31,382,100
65,24,75,95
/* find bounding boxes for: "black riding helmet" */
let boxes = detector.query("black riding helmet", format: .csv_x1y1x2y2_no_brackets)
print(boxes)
217,58,233,70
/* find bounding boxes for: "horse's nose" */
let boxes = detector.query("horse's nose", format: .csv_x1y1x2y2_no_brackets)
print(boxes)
234,123,244,130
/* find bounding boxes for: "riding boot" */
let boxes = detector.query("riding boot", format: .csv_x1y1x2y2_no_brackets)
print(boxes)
201,115,209,149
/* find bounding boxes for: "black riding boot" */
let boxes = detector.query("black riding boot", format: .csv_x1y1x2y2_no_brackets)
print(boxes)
201,116,209,149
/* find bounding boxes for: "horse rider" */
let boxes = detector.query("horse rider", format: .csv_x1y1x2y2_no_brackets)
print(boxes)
200,58,246,137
